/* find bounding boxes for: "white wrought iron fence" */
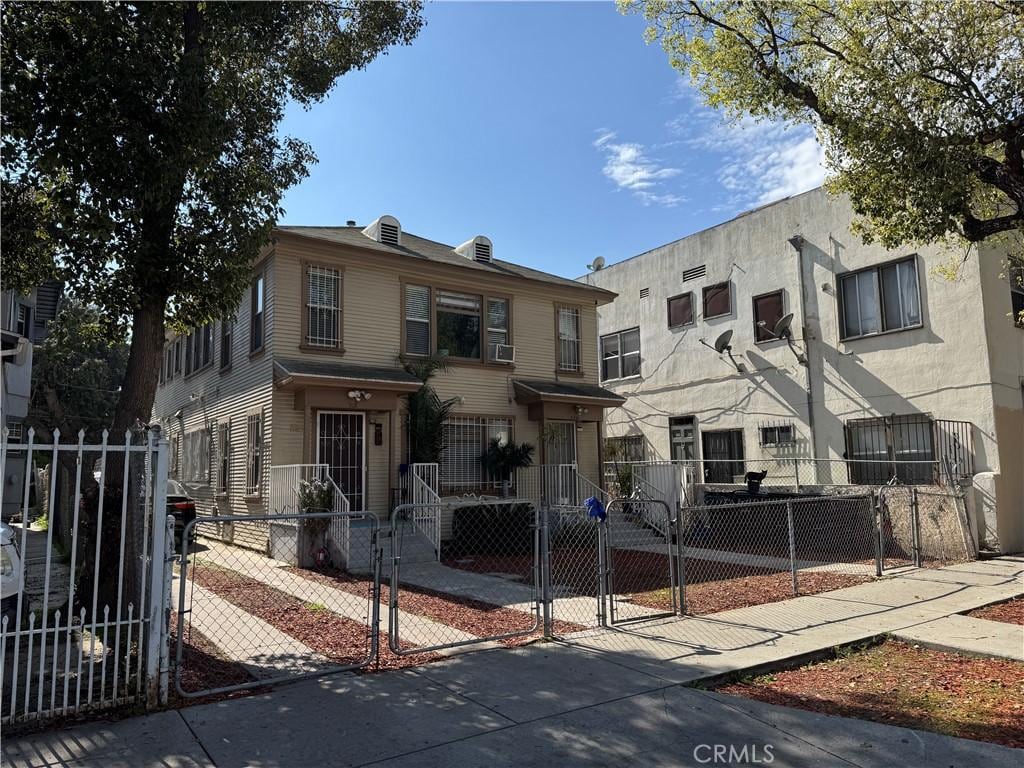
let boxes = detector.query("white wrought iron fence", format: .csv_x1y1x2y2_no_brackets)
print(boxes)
0,427,171,726
409,463,441,559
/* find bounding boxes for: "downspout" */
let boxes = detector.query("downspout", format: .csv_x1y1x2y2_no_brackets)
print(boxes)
791,235,820,464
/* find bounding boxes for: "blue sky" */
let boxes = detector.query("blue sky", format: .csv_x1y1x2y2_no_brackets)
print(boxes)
278,1,825,278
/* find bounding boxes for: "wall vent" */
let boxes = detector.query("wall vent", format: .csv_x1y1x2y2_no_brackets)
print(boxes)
682,265,707,282
639,287,650,299
455,235,494,264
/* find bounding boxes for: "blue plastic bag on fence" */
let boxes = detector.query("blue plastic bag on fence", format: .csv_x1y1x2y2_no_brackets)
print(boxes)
584,496,606,522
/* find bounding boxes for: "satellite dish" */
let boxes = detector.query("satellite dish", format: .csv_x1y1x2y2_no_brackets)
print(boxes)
774,313,795,339
588,256,606,272
713,329,733,353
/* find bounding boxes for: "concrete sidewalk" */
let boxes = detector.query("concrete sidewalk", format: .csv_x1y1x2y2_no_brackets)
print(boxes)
4,557,1022,768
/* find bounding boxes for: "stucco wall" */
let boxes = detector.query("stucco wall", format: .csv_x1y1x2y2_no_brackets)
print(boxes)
585,187,1023,552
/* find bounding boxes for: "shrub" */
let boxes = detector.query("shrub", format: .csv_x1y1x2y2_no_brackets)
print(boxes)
448,502,535,557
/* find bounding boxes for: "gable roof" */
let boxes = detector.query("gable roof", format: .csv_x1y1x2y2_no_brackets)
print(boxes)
276,226,616,301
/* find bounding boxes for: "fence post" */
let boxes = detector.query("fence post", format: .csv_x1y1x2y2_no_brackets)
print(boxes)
145,437,170,708
793,458,801,491
786,500,798,595
675,510,687,615
872,490,883,577
911,487,922,567
597,507,608,628
539,506,553,637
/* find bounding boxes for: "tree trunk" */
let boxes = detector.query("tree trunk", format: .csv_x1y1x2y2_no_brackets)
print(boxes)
111,302,165,439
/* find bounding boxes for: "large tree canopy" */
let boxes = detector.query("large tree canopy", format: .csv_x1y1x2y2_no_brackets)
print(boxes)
2,1,423,436
623,0,1023,248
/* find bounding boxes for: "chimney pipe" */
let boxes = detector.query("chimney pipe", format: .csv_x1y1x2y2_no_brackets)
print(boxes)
346,219,356,227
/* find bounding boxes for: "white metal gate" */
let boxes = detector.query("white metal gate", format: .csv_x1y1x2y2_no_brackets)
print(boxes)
0,427,172,726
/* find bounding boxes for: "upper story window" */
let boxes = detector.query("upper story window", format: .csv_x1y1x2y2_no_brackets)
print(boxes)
702,282,732,319
14,304,31,337
250,272,265,354
404,284,431,356
304,264,342,349
753,290,784,342
164,345,173,383
220,318,233,370
667,293,694,328
486,298,509,360
601,327,640,381
185,323,213,375
839,256,921,340
556,306,581,372
174,338,182,374
1010,258,1023,327
436,290,481,359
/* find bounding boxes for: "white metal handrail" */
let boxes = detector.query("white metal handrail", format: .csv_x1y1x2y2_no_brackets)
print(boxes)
410,463,441,559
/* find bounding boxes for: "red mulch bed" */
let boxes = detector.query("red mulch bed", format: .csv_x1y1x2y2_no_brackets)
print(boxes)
631,570,874,615
716,640,1024,748
287,566,584,644
190,564,440,671
447,548,872,615
968,598,1024,626
169,610,259,704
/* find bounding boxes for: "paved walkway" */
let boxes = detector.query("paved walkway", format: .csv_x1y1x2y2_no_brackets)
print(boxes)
893,613,1024,661
5,557,1022,768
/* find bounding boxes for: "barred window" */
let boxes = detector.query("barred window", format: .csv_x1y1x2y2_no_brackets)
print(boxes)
441,416,512,491
404,284,430,355
245,412,262,496
217,421,230,494
305,265,341,347
183,429,211,483
486,298,509,359
557,306,581,372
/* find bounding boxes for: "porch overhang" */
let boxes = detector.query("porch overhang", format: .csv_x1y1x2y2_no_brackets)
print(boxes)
274,358,422,396
512,378,626,423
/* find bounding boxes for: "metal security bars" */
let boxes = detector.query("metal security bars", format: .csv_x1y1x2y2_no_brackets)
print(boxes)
174,511,380,698
0,428,172,726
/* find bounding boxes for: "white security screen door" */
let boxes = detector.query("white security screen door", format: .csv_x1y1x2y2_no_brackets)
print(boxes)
317,411,366,510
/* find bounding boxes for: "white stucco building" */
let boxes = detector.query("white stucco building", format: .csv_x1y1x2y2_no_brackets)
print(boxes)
583,187,1024,554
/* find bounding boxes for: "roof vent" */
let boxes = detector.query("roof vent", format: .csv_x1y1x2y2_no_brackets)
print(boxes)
361,215,401,246
455,235,493,264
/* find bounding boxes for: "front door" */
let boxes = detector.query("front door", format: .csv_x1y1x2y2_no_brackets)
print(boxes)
316,411,366,510
701,429,744,483
545,422,577,505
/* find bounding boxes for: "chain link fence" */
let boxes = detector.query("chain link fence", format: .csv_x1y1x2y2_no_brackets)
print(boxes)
388,500,542,656
169,487,976,697
174,511,380,699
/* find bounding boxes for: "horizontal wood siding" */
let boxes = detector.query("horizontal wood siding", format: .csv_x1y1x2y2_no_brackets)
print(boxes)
151,255,277,550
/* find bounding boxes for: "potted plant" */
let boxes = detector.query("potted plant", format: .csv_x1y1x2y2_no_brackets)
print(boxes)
297,477,334,568
479,437,535,497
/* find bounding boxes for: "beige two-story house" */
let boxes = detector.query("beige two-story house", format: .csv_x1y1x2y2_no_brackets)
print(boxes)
152,215,622,549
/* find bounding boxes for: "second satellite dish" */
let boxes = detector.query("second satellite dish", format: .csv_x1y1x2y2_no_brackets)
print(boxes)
713,329,733,353
773,313,794,339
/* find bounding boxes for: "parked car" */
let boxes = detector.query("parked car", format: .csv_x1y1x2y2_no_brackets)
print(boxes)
1,522,23,624
166,480,197,548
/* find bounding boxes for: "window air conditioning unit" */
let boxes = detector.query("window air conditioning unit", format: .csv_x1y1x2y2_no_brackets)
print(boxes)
491,343,516,364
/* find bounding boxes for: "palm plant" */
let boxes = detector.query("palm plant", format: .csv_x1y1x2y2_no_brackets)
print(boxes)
479,437,535,496
401,353,459,465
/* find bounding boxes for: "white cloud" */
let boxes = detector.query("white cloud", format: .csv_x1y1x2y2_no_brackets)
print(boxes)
592,129,686,207
668,90,826,210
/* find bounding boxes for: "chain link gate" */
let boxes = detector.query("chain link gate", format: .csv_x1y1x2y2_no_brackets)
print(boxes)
603,498,680,626
174,511,381,699
388,500,542,656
